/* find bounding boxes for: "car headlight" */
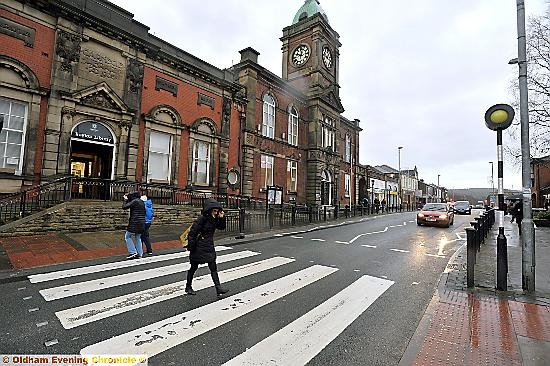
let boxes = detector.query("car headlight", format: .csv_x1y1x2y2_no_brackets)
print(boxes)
417,213,424,218
439,214,447,219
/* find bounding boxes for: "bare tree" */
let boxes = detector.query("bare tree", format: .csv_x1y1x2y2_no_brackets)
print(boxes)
507,13,550,161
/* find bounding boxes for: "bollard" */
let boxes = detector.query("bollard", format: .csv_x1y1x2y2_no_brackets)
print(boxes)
291,206,296,226
324,206,327,221
345,205,349,218
268,207,274,229
470,221,479,252
236,208,245,239
475,217,483,243
466,228,476,288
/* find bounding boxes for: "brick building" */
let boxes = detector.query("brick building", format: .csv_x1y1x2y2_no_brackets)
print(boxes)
531,155,550,208
0,0,364,206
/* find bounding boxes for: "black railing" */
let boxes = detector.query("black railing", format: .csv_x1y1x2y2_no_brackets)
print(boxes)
466,208,496,287
1,176,419,230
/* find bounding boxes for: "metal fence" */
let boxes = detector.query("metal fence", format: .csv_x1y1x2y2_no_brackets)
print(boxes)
0,176,415,229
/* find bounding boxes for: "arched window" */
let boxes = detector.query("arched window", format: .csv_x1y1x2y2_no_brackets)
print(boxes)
262,94,275,138
288,106,298,145
321,116,335,150
344,134,351,162
191,122,215,185
320,170,332,205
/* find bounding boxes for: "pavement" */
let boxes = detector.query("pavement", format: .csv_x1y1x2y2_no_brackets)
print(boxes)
1,212,549,365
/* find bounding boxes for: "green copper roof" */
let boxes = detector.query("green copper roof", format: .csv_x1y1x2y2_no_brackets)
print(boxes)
292,0,329,25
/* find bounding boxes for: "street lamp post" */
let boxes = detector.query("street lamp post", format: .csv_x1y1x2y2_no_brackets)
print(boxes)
515,0,535,293
371,179,375,214
437,174,441,202
398,146,403,211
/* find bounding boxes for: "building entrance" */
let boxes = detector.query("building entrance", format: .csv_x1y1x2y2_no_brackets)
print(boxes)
70,140,113,179
70,121,115,180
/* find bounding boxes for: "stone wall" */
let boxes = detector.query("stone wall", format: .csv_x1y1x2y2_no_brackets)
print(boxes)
0,200,201,236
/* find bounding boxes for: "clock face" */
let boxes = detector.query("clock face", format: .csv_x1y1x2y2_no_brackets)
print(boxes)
292,45,310,67
322,46,332,68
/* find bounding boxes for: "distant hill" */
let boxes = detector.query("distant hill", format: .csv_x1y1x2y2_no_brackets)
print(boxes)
448,188,521,204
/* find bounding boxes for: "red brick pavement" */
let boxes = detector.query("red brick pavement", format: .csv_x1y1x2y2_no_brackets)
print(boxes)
0,234,182,269
413,290,550,365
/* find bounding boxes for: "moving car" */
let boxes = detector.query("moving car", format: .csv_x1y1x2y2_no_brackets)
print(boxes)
417,202,455,228
453,201,471,215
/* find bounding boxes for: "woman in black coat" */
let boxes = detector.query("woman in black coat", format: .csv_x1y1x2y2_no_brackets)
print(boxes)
185,198,227,296
122,191,146,259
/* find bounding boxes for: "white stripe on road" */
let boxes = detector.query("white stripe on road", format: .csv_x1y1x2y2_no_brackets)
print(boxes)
290,236,303,239
425,254,446,258
223,275,394,366
56,257,295,329
310,238,325,242
28,246,233,283
390,249,409,253
361,245,377,248
80,265,338,357
39,251,259,301
349,226,388,244
334,241,349,245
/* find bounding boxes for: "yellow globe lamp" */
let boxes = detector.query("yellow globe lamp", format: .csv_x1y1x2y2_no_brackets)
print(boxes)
485,104,514,131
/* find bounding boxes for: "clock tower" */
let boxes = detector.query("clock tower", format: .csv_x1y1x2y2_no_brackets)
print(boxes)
281,0,342,110
281,0,345,206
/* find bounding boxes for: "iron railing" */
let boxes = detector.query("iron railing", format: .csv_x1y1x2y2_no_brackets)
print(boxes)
0,176,417,230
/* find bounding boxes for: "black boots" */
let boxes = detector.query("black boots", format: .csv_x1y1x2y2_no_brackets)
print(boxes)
211,271,228,296
185,270,196,295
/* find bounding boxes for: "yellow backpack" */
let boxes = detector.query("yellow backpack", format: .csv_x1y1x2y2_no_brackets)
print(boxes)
180,225,192,248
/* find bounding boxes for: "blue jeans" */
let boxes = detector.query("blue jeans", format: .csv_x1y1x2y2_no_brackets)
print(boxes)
125,231,143,256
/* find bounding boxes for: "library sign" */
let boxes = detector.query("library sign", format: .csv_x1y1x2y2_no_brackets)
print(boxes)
71,122,114,144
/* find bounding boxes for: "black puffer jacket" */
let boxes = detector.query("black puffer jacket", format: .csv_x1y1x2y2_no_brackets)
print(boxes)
188,199,226,264
122,192,146,234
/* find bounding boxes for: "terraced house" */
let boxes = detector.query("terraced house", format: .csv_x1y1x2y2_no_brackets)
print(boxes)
0,0,367,208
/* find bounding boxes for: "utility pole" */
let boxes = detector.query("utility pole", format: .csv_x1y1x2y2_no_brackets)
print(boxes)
515,0,535,292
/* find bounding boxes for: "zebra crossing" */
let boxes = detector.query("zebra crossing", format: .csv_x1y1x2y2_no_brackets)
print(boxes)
27,245,394,365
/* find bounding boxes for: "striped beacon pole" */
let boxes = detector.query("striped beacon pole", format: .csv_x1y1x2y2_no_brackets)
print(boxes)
484,104,515,291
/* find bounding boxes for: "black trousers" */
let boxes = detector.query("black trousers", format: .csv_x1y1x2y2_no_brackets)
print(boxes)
187,260,220,286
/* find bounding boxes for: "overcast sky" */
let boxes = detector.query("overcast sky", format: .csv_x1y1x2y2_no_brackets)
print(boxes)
109,0,547,190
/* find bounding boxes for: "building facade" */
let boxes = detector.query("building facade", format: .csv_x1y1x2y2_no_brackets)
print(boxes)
0,0,363,206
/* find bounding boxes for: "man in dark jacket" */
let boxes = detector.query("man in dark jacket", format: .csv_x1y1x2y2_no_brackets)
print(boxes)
122,191,146,259
513,200,524,236
185,198,227,296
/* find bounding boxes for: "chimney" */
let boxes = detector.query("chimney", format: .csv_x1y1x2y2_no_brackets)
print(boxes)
239,47,260,63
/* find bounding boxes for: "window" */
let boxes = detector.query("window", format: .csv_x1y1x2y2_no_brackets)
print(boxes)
262,94,275,138
0,99,27,175
345,174,351,197
192,140,211,185
260,155,274,188
287,160,298,192
322,116,335,150
288,107,298,145
344,134,351,162
148,131,171,182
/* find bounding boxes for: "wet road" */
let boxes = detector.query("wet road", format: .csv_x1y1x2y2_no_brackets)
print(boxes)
0,211,478,365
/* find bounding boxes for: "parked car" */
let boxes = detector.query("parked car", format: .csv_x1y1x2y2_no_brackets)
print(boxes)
417,202,455,228
453,201,471,215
